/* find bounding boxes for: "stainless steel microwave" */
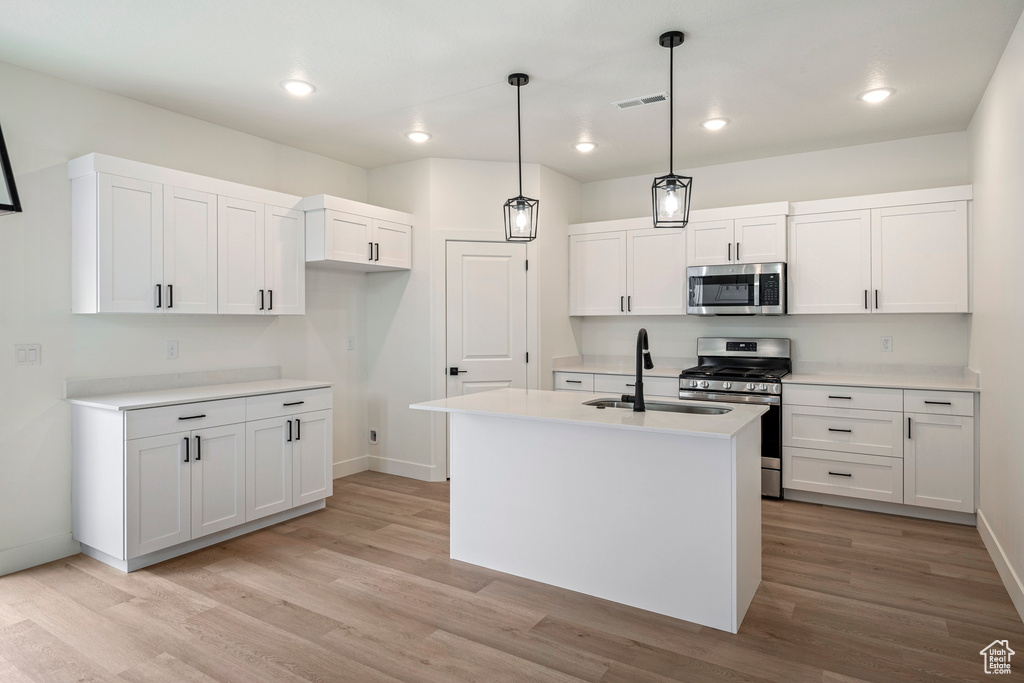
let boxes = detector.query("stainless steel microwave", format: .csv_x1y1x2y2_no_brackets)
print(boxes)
686,262,786,315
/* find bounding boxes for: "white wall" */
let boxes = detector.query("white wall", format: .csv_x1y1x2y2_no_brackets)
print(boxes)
0,61,369,574
579,132,971,222
575,133,974,370
968,12,1024,619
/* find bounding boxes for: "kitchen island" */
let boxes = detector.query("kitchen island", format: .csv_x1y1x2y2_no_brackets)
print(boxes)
411,388,767,633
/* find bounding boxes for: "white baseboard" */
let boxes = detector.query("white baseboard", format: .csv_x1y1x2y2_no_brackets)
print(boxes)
978,509,1024,623
783,489,976,526
369,455,434,481
333,455,370,479
0,533,81,577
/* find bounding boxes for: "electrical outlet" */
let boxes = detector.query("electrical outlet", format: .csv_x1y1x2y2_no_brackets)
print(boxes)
166,340,179,360
880,336,893,353
369,429,378,445
346,336,355,351
13,344,41,366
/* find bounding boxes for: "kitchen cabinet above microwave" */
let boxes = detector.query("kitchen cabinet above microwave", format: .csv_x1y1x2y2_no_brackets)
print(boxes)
686,215,788,266
301,195,412,272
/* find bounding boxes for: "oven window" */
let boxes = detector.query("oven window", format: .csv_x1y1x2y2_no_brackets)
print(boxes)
690,275,755,307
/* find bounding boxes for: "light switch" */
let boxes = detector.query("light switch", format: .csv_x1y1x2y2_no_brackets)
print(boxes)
14,344,41,367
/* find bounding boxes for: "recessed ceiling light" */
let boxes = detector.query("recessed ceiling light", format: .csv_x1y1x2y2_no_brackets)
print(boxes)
574,142,597,153
282,80,315,97
858,88,894,103
406,131,431,143
701,118,730,131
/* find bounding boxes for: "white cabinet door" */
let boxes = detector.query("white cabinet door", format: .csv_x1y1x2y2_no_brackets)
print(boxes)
627,229,685,315
126,431,190,558
373,219,412,269
98,174,163,313
686,220,734,266
218,196,265,315
734,215,786,264
904,413,974,512
871,202,969,313
245,416,293,521
570,232,627,315
788,211,872,314
264,205,305,315
325,210,373,263
292,410,332,507
190,423,246,539
163,186,217,314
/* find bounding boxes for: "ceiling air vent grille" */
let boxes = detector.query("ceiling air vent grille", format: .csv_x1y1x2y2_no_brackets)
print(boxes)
613,92,669,110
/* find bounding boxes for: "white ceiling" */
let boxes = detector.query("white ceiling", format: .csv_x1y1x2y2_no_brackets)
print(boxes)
1,0,1021,182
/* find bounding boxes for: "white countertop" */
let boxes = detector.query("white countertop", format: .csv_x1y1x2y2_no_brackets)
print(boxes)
65,379,332,411
783,373,980,393
411,388,766,439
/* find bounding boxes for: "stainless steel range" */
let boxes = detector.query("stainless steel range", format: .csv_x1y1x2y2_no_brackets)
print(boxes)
679,337,791,498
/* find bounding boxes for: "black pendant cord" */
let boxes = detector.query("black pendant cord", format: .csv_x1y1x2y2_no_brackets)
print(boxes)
517,82,523,197
668,42,674,175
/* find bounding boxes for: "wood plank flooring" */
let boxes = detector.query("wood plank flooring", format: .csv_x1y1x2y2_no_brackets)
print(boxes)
1,471,1022,682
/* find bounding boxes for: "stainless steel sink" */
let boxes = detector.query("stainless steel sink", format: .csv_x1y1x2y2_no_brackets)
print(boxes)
583,398,732,415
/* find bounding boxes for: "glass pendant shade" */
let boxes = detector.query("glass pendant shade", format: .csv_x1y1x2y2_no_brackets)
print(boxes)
504,195,539,241
652,172,692,228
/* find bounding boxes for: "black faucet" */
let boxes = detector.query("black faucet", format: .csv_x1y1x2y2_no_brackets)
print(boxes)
626,328,654,412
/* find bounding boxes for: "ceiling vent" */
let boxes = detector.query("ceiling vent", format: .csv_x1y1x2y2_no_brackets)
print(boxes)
613,92,669,110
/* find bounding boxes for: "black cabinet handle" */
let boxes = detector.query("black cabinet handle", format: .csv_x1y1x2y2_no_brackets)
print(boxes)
167,284,173,309
283,400,305,407
259,289,265,310
565,380,582,384
875,289,879,309
828,395,853,400
924,400,952,405
183,437,189,463
375,243,380,262
626,383,635,387
864,290,868,310
287,419,293,442
156,284,162,308
828,471,852,477
728,243,732,261
268,290,273,311
295,418,301,441
620,296,624,312
828,428,852,433
736,242,741,261
195,435,201,461
178,414,207,421
627,295,632,312
908,416,912,439
369,241,374,261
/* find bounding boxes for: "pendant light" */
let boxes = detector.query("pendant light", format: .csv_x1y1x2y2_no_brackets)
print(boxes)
504,73,538,242
651,30,692,228
0,122,22,216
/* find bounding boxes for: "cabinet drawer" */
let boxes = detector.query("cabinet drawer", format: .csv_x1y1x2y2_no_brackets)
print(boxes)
904,390,974,417
784,447,903,503
783,405,903,457
126,398,246,440
784,383,902,411
554,372,594,392
246,388,333,421
593,374,679,398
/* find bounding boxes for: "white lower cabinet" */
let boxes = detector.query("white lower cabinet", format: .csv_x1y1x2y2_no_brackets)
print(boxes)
72,384,333,572
784,447,903,503
904,412,975,513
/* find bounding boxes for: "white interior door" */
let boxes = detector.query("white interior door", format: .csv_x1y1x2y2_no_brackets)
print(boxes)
164,186,217,313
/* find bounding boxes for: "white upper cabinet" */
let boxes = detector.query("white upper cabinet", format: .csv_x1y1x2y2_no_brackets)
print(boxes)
569,231,628,316
687,216,787,266
164,186,218,314
871,202,969,313
788,210,872,314
303,196,413,272
217,196,265,315
264,205,306,315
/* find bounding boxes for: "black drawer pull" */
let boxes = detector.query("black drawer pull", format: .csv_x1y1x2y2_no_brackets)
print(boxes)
565,380,582,384
828,471,852,477
283,401,305,407
924,400,952,405
828,395,852,400
178,414,207,421
626,383,635,387
828,428,852,433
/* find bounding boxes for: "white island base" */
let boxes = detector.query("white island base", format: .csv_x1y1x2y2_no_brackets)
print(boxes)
414,389,765,634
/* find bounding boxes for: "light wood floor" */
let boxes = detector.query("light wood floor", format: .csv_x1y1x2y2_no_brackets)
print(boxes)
1,471,1022,682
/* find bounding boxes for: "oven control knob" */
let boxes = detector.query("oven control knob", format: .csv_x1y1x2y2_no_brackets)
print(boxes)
700,380,710,389
758,383,767,391
690,380,698,388
722,382,732,390
746,383,755,390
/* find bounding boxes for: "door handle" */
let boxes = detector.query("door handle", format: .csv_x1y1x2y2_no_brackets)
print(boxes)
728,243,731,261
194,435,201,461
287,419,293,442
167,284,173,309
864,290,868,310
627,295,631,312
875,289,879,309
295,418,301,441
156,284,162,308
375,243,380,262
449,367,468,376
268,290,273,311
183,437,189,463
259,289,265,310
369,241,374,261
736,242,740,261
908,416,912,439
620,296,624,312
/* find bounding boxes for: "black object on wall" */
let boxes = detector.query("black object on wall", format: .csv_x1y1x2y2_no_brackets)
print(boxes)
0,122,22,216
